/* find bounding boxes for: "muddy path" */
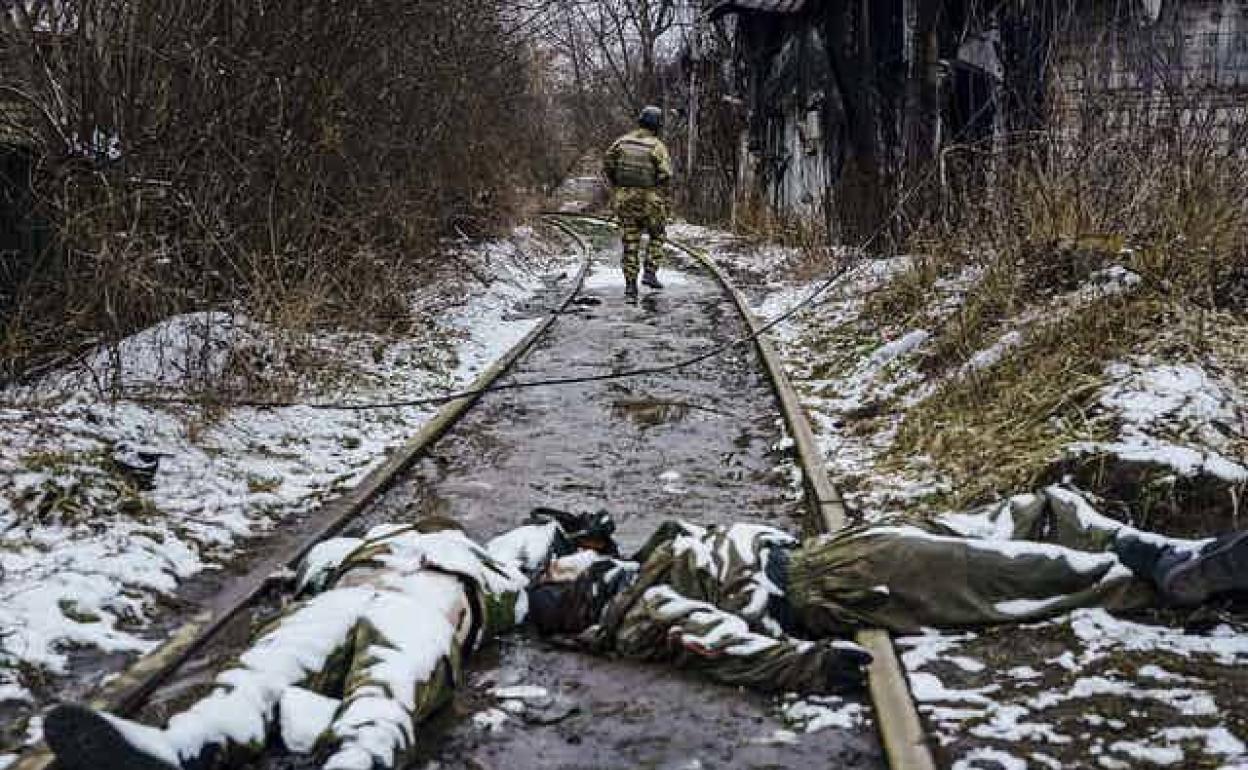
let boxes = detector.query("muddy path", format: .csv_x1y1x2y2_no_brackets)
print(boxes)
138,239,886,769
362,245,882,769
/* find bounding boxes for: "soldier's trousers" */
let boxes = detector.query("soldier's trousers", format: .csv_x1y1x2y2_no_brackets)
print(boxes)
161,576,469,769
613,187,667,281
788,487,1208,635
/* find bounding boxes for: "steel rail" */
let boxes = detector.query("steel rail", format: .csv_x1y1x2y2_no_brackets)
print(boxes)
10,216,595,770
14,213,934,770
551,211,937,770
682,237,938,770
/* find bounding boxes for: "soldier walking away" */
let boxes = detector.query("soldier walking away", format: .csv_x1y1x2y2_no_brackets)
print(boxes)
604,105,673,300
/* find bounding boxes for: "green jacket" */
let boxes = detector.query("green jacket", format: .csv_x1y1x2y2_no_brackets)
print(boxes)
604,128,673,189
585,521,868,694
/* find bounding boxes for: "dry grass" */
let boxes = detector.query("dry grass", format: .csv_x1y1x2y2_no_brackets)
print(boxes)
857,131,1248,509
893,299,1150,507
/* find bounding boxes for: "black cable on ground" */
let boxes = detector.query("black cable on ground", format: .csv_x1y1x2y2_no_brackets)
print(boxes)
3,217,855,412
118,256,857,411
9,115,992,414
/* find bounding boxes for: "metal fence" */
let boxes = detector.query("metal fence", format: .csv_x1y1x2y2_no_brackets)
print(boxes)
1051,11,1248,153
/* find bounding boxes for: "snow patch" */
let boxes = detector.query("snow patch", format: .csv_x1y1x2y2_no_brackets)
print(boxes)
779,694,869,733
951,747,1028,769
1067,359,1248,481
490,685,550,702
960,331,1023,375
472,708,510,732
0,232,571,748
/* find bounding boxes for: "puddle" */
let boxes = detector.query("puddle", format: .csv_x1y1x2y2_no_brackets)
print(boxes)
609,398,704,427
139,253,884,769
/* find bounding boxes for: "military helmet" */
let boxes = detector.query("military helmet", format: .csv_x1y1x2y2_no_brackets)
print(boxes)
638,105,664,131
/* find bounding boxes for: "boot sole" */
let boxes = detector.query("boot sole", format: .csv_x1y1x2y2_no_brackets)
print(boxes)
44,704,177,770
1162,530,1248,605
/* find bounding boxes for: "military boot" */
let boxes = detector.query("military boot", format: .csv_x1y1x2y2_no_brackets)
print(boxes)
44,704,182,770
624,279,639,300
1113,532,1173,578
1157,530,1248,605
641,268,664,289
1116,530,1248,605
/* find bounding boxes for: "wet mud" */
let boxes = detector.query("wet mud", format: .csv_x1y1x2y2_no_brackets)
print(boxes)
357,254,805,544
413,637,879,770
136,242,885,769
353,250,883,768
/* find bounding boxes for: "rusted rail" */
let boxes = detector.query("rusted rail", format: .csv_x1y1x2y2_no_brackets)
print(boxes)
10,217,594,770
683,241,937,770
551,211,937,770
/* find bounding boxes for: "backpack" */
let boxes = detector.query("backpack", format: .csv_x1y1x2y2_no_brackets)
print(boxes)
609,135,658,188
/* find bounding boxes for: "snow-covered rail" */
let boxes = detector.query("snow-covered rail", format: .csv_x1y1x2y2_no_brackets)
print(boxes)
551,211,937,770
8,218,594,770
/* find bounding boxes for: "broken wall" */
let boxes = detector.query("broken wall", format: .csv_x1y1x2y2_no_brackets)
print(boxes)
733,15,837,224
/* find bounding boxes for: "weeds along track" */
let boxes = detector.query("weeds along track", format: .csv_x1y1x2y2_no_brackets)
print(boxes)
14,215,930,770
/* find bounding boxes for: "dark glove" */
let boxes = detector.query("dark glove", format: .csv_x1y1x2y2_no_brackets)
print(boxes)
528,507,620,557
819,641,873,692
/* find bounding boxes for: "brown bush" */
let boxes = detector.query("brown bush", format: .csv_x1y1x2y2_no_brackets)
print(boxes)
1,1,563,387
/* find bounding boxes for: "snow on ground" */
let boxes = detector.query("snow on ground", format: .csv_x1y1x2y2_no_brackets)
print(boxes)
580,263,696,291
896,613,1248,768
777,692,871,733
677,222,1247,519
722,244,951,517
1069,359,1248,483
0,229,578,760
670,222,1248,768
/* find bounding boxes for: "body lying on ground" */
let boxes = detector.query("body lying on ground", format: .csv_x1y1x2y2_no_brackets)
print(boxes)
44,487,1248,770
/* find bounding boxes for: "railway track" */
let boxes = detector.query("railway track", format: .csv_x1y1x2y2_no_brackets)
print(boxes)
558,212,935,770
14,214,933,770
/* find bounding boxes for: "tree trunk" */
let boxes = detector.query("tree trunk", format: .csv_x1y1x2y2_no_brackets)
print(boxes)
1001,0,1052,135
902,0,942,228
824,0,889,243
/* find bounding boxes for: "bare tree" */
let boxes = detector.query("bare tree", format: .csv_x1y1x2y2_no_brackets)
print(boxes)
515,0,686,147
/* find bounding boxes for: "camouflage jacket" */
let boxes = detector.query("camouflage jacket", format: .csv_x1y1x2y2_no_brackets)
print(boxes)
582,521,868,694
296,523,530,649
604,128,673,189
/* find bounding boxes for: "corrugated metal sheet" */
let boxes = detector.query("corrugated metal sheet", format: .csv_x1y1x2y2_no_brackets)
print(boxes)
708,0,808,19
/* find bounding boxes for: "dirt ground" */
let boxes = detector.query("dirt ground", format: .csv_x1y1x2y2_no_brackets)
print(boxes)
135,241,886,769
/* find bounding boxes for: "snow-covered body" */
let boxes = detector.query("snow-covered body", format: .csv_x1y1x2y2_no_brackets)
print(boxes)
46,523,528,770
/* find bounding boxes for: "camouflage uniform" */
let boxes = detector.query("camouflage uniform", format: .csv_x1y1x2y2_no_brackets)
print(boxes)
569,487,1205,691
583,521,870,693
603,127,673,283
786,487,1169,636
51,524,528,770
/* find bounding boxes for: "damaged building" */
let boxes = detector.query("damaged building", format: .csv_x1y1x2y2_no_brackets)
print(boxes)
704,0,1248,238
